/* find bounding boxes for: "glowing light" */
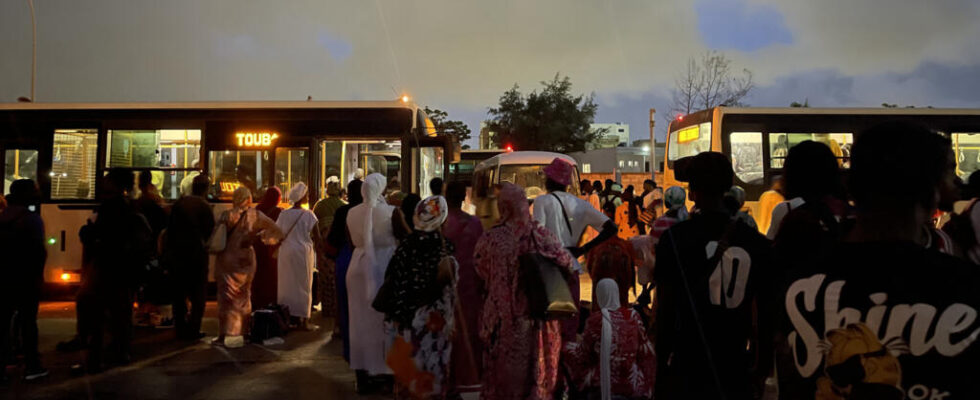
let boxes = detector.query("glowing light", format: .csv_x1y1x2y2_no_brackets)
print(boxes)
220,182,241,193
401,95,410,103
235,132,279,147
642,146,651,152
47,237,56,245
676,114,684,121
677,126,700,144
60,273,71,281
505,145,514,152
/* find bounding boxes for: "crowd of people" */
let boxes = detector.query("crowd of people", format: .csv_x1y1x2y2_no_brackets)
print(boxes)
3,121,980,399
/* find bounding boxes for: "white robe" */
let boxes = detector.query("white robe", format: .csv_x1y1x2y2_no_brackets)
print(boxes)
276,208,318,319
346,202,398,375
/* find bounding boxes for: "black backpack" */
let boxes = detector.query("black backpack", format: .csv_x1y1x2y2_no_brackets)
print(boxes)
250,304,291,342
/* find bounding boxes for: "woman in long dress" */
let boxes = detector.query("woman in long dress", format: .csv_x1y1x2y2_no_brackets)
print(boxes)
252,187,283,309
276,182,320,330
327,179,362,361
214,186,282,348
379,196,457,400
346,173,402,392
475,182,574,400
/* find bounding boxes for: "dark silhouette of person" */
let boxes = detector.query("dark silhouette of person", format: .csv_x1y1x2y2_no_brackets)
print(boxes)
165,175,215,340
0,179,48,381
79,169,153,372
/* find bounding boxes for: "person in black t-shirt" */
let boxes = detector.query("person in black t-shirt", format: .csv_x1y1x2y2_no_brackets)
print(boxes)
776,123,980,399
654,152,774,400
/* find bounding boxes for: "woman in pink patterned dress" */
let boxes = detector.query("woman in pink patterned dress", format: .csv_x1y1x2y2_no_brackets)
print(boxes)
563,279,656,400
475,183,574,400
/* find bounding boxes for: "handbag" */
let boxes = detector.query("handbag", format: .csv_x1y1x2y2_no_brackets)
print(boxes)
519,229,576,321
209,210,246,253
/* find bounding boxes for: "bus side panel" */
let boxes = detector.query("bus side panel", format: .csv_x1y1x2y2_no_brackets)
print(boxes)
41,204,91,284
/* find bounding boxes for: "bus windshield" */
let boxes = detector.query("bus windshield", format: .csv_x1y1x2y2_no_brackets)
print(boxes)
498,164,580,198
668,122,711,163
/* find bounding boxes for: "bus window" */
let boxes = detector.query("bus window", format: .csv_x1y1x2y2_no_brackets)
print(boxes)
208,150,271,201
275,147,309,199
730,132,763,185
107,130,202,200
51,130,98,200
668,122,711,164
952,133,980,179
4,149,39,195
769,133,852,169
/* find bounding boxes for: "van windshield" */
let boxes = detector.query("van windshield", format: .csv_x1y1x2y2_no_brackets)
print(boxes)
498,164,580,198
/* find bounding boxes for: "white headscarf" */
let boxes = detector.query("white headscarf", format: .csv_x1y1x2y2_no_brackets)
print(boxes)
595,278,621,400
361,173,387,294
287,182,308,205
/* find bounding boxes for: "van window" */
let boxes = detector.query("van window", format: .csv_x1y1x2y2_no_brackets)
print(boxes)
953,133,980,179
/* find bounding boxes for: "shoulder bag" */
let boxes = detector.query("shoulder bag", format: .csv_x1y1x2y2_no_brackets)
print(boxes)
520,218,576,320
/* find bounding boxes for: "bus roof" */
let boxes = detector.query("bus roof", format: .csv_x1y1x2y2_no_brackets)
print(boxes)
474,151,577,171
0,100,419,111
716,106,980,117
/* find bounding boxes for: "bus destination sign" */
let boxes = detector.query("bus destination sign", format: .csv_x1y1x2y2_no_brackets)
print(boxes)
236,132,279,147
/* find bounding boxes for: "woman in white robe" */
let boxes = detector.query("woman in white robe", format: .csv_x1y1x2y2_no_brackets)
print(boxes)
346,173,401,391
276,182,320,330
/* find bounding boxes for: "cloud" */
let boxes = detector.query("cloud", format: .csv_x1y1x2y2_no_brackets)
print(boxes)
695,0,793,52
0,0,978,143
317,31,352,62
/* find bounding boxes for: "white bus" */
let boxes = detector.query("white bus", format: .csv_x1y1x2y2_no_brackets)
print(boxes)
0,100,454,288
471,151,580,229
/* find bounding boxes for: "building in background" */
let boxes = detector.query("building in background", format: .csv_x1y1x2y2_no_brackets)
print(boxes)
631,140,665,172
588,122,629,150
479,121,498,150
569,147,649,174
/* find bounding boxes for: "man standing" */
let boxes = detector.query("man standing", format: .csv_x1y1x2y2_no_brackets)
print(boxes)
637,179,661,235
82,169,153,371
532,158,617,340
654,152,773,399
775,124,980,399
0,180,48,381
165,175,215,340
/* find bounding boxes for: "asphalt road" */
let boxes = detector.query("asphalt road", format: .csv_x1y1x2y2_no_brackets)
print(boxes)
2,302,385,400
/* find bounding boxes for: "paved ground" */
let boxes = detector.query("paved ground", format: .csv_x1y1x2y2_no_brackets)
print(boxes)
2,274,606,400
2,302,385,400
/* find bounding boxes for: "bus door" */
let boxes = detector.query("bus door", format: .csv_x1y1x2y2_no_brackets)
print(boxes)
314,139,403,205
404,135,454,198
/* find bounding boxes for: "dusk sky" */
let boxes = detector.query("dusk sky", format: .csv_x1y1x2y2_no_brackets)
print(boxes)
2,0,979,146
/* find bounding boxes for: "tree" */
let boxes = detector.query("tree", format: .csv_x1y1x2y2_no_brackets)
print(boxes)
790,99,810,107
485,74,605,153
669,51,754,118
423,106,473,149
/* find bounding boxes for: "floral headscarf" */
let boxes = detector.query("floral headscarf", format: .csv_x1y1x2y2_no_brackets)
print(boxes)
414,196,448,232
377,198,455,327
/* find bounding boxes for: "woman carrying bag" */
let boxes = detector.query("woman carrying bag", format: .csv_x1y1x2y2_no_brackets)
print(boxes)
375,195,457,400
475,183,575,400
211,186,283,348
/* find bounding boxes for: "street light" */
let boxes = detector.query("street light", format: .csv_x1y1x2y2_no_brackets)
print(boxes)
29,0,36,101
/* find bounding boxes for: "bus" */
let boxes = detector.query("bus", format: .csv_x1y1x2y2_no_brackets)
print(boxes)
662,107,980,230
471,151,580,229
0,100,454,287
